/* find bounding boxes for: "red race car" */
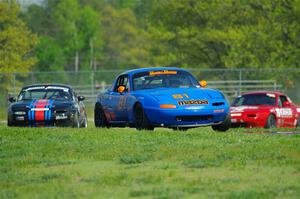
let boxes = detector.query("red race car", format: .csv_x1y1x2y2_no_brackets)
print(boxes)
230,91,300,128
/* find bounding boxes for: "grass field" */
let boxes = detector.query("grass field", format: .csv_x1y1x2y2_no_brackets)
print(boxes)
1,125,300,199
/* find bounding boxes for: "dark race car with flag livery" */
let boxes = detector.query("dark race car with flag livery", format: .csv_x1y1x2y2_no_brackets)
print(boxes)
7,84,87,128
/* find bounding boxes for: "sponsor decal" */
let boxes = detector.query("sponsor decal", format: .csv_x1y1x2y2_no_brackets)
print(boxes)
46,86,69,92
297,108,300,112
266,93,276,98
25,86,69,92
149,70,177,75
178,100,208,105
25,86,46,91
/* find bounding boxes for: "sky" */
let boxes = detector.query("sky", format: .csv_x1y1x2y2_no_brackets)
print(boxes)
16,0,44,8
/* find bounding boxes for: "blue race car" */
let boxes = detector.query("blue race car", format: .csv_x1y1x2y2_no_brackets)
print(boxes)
94,67,230,131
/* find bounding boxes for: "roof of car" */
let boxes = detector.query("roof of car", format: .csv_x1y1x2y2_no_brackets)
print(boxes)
240,91,285,96
21,84,73,90
121,67,189,75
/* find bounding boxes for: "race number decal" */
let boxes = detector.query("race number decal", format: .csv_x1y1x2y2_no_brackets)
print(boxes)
172,94,189,99
276,108,293,118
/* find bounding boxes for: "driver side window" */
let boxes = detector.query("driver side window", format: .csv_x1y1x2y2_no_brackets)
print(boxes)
278,95,288,107
114,75,129,92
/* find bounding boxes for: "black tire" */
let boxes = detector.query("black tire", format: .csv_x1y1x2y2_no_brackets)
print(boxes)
94,103,108,128
81,115,88,128
7,117,14,127
72,113,80,128
212,114,231,132
296,118,300,128
134,103,154,131
265,114,276,129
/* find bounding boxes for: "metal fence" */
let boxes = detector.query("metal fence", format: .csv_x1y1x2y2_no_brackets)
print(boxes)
0,68,299,107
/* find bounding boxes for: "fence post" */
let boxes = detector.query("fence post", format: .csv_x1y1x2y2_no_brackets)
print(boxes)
13,73,16,95
238,69,242,95
91,70,95,103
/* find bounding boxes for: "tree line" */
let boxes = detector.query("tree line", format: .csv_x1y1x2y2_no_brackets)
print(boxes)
1,0,300,74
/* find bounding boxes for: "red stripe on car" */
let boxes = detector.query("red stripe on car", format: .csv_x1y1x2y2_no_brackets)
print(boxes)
34,100,50,121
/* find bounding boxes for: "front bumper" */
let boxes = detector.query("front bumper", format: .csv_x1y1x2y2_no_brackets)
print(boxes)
145,107,228,127
9,110,76,127
230,112,267,128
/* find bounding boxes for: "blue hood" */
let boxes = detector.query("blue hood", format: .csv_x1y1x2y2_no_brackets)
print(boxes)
143,88,224,101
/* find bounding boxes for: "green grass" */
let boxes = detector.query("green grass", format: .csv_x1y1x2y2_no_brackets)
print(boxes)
1,126,300,199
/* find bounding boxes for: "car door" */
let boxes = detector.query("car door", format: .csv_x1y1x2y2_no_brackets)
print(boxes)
110,75,130,122
277,95,294,127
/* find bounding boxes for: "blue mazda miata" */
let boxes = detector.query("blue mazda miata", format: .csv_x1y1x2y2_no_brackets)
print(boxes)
94,67,230,131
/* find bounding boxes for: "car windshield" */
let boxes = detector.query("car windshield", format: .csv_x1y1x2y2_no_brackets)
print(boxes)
18,86,72,101
232,93,276,106
132,70,199,90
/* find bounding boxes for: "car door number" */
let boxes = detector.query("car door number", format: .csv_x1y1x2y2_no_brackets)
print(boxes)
118,96,126,110
276,108,292,118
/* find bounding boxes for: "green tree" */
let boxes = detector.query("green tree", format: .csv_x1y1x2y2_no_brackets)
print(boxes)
35,36,65,71
100,5,151,69
53,0,82,72
0,0,38,73
0,0,38,94
149,0,300,69
53,0,102,71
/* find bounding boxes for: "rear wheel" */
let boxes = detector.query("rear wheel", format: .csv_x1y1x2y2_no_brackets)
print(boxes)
212,114,231,132
265,114,276,128
134,103,154,131
296,118,300,128
94,103,108,128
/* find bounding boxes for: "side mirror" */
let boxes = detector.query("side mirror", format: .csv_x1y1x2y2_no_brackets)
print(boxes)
77,96,85,101
8,97,16,103
283,101,291,107
117,86,125,94
199,80,207,88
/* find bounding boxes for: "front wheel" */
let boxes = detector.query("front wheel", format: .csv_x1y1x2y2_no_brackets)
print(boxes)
296,117,300,128
81,115,88,128
94,103,108,128
265,114,276,129
71,113,80,128
7,116,14,127
212,114,231,132
134,103,154,131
